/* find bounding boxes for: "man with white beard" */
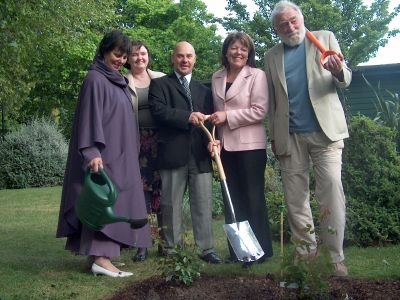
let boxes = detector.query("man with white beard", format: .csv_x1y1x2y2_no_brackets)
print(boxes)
264,0,352,277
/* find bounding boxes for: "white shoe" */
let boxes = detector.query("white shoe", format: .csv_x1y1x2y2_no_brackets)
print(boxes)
91,263,133,278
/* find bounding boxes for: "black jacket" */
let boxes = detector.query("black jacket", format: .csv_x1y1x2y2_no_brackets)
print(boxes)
148,73,213,172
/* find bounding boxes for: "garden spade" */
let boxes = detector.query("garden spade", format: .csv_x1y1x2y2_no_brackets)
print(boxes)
200,122,264,262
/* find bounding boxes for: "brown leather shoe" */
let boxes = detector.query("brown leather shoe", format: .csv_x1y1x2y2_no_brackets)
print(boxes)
333,262,348,277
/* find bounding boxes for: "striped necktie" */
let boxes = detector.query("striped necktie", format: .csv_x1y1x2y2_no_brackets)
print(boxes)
180,76,193,111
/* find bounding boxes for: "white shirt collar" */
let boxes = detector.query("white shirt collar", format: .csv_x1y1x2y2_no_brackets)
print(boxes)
175,72,192,84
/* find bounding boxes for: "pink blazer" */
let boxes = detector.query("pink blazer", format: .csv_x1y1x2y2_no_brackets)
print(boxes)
211,65,269,151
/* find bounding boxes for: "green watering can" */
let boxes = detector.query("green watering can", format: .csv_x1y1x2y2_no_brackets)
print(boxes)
75,168,148,231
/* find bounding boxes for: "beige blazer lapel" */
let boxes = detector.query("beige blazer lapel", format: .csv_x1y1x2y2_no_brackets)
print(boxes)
225,65,252,102
125,73,137,110
273,44,288,96
305,34,318,80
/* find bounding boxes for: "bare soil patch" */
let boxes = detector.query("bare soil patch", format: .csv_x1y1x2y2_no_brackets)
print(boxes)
107,274,400,299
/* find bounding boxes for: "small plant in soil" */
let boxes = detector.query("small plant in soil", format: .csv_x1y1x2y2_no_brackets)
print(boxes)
279,208,335,299
280,241,334,299
158,233,203,286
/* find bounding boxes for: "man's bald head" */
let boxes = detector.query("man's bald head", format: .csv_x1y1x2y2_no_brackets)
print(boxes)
172,41,196,76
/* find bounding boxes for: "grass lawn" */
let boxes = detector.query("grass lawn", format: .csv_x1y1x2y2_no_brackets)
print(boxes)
0,186,399,299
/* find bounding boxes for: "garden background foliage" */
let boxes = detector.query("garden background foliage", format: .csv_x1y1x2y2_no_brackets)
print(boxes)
342,116,400,246
0,119,67,189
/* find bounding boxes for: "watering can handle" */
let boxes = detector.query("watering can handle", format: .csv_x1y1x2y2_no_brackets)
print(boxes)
86,167,116,205
98,168,116,197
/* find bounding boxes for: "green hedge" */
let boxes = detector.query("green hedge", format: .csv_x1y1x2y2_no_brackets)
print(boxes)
342,115,400,246
265,115,400,247
343,115,400,208
345,196,400,246
0,119,67,189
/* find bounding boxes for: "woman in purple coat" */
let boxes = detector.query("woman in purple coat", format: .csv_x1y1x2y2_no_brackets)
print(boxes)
56,30,151,278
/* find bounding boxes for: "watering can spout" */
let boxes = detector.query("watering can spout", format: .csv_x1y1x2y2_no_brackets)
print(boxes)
75,168,148,231
99,208,148,229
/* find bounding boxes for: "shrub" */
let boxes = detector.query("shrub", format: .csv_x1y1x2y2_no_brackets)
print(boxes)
345,196,400,247
342,115,400,246
0,118,67,189
343,115,400,209
264,164,283,194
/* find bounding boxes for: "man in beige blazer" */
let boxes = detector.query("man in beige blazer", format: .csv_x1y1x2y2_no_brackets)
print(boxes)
264,1,351,276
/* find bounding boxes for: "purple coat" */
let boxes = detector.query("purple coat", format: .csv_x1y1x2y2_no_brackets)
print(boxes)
56,58,151,248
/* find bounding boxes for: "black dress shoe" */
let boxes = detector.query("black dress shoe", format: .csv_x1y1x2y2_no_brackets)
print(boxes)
225,256,240,264
242,261,254,268
200,252,223,264
132,249,148,262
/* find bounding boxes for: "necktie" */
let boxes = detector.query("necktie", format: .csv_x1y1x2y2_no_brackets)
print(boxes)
180,76,193,111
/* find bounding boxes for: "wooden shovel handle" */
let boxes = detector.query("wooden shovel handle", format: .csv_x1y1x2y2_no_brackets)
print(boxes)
199,122,227,181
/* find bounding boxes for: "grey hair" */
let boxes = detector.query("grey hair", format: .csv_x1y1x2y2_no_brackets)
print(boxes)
270,1,303,26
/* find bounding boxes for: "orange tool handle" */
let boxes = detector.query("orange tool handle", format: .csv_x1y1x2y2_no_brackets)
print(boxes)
306,31,340,65
306,31,327,53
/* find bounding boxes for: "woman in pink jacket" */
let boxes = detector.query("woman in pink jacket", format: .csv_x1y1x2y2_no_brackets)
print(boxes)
209,32,273,266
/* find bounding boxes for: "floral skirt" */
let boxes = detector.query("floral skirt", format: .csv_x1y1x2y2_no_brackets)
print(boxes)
139,128,161,214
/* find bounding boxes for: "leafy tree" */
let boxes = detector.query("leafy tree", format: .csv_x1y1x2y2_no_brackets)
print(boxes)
222,0,399,68
118,0,222,79
1,0,222,138
0,0,118,137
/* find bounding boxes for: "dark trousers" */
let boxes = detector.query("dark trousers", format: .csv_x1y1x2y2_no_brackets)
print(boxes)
221,149,273,258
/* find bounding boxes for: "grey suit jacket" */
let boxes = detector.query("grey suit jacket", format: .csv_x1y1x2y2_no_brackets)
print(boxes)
264,30,351,156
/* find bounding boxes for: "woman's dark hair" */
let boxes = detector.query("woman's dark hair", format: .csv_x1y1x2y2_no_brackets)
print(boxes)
96,30,131,59
221,32,256,68
124,40,152,70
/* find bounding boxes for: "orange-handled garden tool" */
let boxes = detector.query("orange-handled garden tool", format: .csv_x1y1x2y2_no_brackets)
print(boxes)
306,31,341,65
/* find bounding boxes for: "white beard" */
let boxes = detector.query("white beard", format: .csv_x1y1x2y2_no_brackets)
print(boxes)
281,26,306,47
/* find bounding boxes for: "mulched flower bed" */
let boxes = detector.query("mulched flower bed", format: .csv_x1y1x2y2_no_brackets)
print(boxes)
106,274,400,300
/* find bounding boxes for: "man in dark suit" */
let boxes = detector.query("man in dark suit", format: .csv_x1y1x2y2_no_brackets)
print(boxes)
148,41,222,264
